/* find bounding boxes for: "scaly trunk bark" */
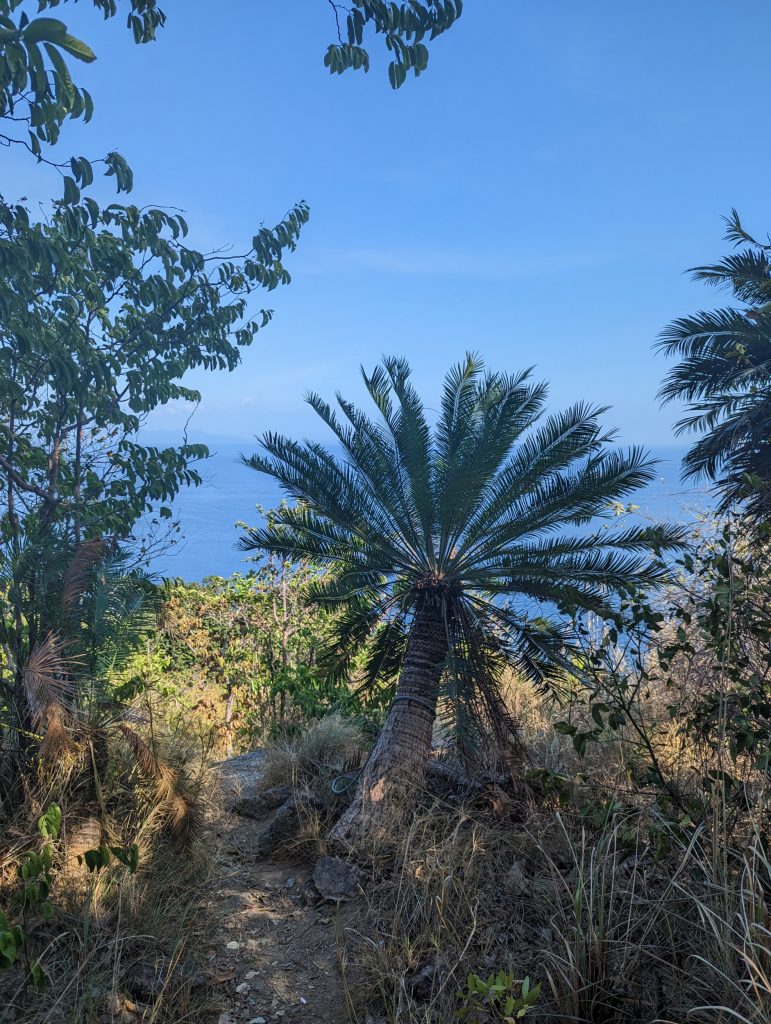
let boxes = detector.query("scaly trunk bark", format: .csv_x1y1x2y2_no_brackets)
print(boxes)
331,598,449,844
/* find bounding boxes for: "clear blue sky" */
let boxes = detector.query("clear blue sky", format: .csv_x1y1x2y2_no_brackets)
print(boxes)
10,1,771,448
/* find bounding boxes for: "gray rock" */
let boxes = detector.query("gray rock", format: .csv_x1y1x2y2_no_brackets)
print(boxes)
216,750,266,803
408,958,444,1002
123,958,205,1000
504,858,528,895
231,785,293,819
255,793,325,856
312,856,361,902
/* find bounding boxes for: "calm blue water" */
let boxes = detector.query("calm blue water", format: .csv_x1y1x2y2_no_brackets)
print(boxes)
144,440,710,582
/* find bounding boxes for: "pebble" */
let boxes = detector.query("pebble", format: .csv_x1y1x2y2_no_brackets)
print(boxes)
226,940,240,951
236,982,249,995
247,1018,267,1024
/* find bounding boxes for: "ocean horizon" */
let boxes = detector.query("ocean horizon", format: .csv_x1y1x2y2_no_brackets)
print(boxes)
141,435,711,582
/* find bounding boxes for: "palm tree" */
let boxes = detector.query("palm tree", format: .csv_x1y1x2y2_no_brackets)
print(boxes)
240,356,683,841
658,211,771,527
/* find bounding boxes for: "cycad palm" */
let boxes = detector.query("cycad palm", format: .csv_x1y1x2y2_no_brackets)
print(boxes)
658,211,771,525
241,356,682,839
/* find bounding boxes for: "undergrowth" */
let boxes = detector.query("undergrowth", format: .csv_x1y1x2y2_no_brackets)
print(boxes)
0,717,218,1024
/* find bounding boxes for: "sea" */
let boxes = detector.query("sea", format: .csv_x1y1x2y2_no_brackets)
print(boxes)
142,439,710,582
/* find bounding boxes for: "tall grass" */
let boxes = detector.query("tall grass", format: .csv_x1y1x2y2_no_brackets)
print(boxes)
0,712,217,1024
327,669,771,1023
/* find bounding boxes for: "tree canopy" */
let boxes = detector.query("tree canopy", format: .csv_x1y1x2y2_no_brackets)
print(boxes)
0,195,309,551
0,0,463,179
241,355,685,761
658,211,771,527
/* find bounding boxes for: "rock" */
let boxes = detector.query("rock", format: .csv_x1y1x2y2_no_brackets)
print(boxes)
235,982,249,995
504,858,528,895
226,940,240,951
217,1014,235,1024
123,961,165,1001
231,785,293,819
123,958,206,1000
255,793,325,856
312,856,361,902
247,1018,267,1024
408,958,445,1002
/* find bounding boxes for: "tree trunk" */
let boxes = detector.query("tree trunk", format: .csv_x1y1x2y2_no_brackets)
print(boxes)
331,598,448,844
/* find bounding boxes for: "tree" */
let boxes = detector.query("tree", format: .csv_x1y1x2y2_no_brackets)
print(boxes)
0,533,158,791
324,0,462,89
0,0,463,177
658,211,771,529
0,195,309,549
240,355,684,839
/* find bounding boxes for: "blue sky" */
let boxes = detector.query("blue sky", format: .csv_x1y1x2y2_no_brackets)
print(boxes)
10,0,771,449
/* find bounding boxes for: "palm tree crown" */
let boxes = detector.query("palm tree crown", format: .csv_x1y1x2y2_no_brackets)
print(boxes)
241,356,681,714
658,211,771,524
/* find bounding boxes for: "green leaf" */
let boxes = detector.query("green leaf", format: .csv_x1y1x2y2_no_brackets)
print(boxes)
22,17,68,44
56,32,97,63
62,175,80,204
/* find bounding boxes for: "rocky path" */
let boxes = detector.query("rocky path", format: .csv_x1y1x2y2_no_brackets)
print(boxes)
206,753,351,1024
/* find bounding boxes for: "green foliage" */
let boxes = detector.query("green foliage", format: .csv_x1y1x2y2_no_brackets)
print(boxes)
0,803,60,988
134,558,367,747
1,0,310,556
0,195,308,549
658,211,771,529
0,536,164,792
78,842,139,873
1,803,139,996
325,0,462,89
240,354,684,761
0,0,164,161
549,518,771,837
455,971,540,1022
1,0,460,180
667,526,771,795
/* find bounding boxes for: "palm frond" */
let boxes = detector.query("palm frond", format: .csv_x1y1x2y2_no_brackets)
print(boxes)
363,357,435,560
241,355,681,749
316,593,387,682
118,724,199,848
61,539,107,616
23,634,76,759
658,214,771,526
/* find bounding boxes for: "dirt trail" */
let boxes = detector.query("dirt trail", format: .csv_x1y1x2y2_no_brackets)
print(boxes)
206,753,351,1024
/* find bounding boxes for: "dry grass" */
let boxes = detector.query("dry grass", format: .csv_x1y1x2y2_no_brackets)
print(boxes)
254,713,370,862
0,718,219,1024
258,712,369,793
327,674,771,1023
338,800,771,1023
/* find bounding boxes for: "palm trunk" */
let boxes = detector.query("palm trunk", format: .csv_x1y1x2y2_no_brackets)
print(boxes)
331,598,448,844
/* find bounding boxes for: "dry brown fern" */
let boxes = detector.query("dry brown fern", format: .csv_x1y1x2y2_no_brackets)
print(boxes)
23,634,76,761
117,724,201,848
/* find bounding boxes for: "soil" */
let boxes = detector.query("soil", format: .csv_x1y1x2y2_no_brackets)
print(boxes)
206,752,355,1024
